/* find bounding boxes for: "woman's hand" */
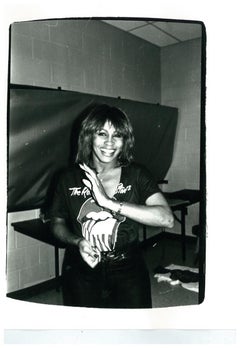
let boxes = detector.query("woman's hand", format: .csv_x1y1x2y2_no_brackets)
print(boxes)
78,238,101,268
79,163,110,208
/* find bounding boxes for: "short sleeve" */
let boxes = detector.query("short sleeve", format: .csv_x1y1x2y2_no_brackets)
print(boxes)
49,174,69,220
137,165,160,204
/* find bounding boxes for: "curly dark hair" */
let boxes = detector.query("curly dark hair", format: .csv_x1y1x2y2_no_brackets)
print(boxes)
75,103,135,167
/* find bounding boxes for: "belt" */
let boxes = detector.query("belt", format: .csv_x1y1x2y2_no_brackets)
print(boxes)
101,250,127,262
100,243,139,263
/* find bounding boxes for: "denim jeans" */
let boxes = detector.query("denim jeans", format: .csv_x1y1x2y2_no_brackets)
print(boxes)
61,247,152,308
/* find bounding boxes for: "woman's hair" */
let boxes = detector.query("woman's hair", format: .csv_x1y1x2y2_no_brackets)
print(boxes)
75,103,135,167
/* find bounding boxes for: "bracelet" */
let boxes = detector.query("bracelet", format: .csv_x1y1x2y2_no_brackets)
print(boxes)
117,201,123,215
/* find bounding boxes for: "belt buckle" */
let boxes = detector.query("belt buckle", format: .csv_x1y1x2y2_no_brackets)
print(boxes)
101,251,114,262
110,251,126,262
101,250,125,262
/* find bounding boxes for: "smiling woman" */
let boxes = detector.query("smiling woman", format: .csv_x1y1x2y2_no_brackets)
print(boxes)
76,104,135,168
49,103,174,308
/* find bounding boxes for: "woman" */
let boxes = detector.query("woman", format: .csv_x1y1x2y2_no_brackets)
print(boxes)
50,103,174,308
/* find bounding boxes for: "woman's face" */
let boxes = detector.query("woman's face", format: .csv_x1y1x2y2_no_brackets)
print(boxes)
92,121,123,166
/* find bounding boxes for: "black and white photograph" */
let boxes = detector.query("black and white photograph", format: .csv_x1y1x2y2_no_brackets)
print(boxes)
1,1,239,345
6,17,205,309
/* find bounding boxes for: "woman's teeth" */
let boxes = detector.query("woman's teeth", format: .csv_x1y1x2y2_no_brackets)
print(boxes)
101,149,115,156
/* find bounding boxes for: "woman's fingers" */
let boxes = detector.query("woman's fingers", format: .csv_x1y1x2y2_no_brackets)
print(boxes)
82,179,91,189
79,163,92,178
85,172,95,183
79,162,108,207
79,240,101,268
79,238,97,258
82,245,97,259
82,252,100,268
79,163,97,179
79,163,99,186
81,164,102,193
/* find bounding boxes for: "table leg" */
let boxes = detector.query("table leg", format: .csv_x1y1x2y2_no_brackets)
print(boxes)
54,246,60,291
181,208,187,261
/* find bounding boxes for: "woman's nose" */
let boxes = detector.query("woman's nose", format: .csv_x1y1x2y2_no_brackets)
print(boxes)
104,136,114,145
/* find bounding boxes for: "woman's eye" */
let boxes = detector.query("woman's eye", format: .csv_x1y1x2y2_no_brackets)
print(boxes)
113,133,122,138
97,131,107,137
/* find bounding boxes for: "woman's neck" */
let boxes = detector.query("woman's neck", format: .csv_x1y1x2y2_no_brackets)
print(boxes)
93,160,118,174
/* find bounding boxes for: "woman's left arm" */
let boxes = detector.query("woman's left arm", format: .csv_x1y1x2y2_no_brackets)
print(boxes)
106,192,174,229
79,163,174,229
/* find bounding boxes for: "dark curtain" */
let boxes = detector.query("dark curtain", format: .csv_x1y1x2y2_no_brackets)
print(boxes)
8,87,178,212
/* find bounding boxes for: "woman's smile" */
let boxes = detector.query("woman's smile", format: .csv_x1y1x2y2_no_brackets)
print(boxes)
100,148,115,157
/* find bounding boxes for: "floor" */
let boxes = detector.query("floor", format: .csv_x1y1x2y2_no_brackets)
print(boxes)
18,233,200,308
145,234,199,308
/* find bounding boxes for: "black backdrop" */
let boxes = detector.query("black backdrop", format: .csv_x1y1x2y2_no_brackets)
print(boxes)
8,87,178,212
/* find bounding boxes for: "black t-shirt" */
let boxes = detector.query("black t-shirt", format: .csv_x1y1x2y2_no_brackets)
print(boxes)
50,162,160,251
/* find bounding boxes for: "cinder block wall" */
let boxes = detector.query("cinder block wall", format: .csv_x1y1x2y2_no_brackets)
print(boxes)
10,19,161,101
7,210,56,292
7,19,162,292
161,38,202,234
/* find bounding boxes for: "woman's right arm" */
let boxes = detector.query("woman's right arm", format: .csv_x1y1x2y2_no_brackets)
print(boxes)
51,217,101,268
51,216,82,247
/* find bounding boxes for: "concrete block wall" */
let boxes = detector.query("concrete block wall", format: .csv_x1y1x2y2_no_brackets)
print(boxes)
160,38,202,234
10,19,161,102
7,209,64,292
8,19,162,292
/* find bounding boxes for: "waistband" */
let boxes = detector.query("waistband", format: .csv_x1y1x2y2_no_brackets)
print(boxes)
100,242,140,263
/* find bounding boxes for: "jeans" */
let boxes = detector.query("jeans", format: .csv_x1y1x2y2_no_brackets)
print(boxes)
61,247,152,308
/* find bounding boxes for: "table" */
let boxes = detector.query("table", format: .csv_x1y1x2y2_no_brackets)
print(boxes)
142,189,200,261
11,219,65,284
